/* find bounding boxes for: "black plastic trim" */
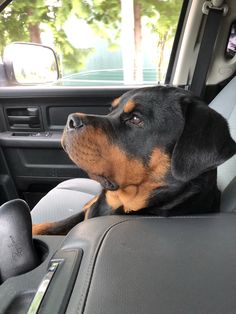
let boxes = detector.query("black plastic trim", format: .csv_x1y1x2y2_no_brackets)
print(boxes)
0,131,62,148
165,0,191,84
0,86,147,99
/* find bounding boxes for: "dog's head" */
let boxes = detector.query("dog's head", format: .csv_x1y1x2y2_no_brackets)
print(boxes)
62,86,236,195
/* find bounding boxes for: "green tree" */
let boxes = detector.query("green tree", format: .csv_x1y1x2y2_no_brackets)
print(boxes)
143,0,182,81
70,0,182,81
0,0,93,74
0,0,182,80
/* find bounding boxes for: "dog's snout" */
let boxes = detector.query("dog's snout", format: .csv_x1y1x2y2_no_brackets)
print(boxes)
67,114,84,130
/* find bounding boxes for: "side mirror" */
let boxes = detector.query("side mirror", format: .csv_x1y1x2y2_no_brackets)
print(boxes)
3,42,59,85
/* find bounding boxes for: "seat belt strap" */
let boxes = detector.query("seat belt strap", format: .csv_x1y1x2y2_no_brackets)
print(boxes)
190,2,227,97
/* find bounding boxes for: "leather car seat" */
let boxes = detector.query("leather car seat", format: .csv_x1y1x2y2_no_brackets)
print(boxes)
31,79,236,223
31,178,102,223
209,77,236,212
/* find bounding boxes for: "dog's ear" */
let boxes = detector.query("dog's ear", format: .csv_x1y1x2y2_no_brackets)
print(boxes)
171,97,236,182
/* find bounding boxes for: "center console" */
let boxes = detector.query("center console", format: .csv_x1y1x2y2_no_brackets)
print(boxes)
1,203,236,313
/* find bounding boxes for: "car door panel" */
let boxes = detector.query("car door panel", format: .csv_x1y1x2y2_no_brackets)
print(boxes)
0,87,131,206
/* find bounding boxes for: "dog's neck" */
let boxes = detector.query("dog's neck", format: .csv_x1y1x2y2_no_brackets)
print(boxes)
105,181,163,213
105,170,220,215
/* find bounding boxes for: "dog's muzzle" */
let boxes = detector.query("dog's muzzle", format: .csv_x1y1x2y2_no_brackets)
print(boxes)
67,113,84,131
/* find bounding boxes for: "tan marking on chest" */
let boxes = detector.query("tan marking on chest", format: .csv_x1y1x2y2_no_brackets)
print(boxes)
106,148,170,213
106,182,160,213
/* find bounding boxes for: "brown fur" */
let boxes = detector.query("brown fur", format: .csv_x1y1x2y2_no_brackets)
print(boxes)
111,97,120,108
105,148,170,212
123,100,136,113
64,125,160,189
32,223,56,235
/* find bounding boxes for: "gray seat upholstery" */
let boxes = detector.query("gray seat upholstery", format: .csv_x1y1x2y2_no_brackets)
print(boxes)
31,79,236,223
31,178,102,223
209,77,236,193
209,77,236,212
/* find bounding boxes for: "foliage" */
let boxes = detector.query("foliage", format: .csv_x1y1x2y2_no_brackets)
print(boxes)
0,0,182,78
143,0,182,41
72,0,121,48
0,0,94,74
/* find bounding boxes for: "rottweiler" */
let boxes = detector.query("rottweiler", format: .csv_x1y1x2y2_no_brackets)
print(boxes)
33,86,236,235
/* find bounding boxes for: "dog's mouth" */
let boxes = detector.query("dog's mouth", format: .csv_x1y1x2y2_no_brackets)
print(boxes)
89,173,119,191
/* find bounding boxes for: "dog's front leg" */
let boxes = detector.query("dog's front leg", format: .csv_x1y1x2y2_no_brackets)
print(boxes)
32,192,108,235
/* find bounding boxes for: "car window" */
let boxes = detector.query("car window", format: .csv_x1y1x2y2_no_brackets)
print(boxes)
0,0,183,87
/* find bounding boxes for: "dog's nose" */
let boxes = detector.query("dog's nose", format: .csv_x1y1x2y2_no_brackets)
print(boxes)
67,114,84,130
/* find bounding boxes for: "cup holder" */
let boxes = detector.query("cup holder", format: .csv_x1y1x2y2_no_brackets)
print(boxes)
33,239,49,265
0,239,49,285
0,199,50,284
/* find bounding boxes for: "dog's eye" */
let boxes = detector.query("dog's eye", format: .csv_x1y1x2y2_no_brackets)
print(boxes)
129,115,144,127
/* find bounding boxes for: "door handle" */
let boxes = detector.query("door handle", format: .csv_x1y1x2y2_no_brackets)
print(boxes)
8,116,40,128
8,116,39,124
6,107,41,129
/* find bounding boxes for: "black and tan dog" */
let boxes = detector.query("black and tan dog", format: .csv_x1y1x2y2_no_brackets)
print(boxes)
33,86,236,235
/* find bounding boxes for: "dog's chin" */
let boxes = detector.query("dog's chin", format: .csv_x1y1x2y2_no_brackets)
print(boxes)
89,174,119,191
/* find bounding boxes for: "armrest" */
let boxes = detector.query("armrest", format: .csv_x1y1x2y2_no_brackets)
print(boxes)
2,214,236,314
61,214,236,314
